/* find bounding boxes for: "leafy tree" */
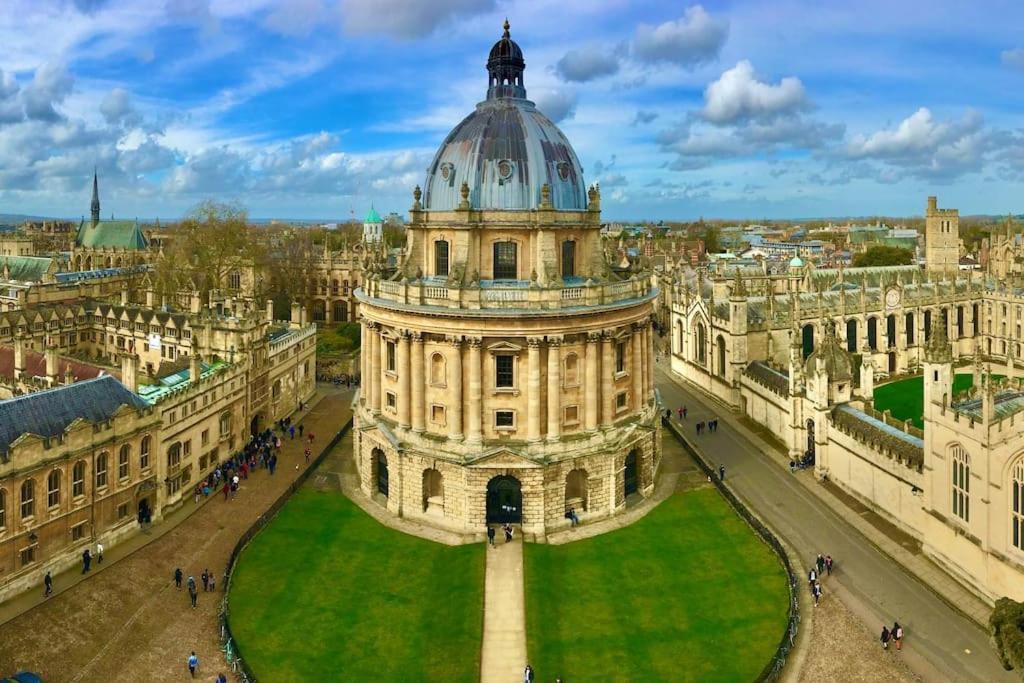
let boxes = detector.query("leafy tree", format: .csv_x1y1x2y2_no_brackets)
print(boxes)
703,225,722,254
154,201,263,302
990,597,1024,672
852,245,914,267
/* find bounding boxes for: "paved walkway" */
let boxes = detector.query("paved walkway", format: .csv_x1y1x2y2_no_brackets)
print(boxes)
655,363,1013,683
0,385,354,682
480,533,527,683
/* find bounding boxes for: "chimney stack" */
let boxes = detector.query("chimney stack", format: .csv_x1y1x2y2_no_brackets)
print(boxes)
120,286,129,305
290,301,301,327
120,353,139,393
266,299,275,323
45,340,59,387
190,353,202,384
145,287,155,307
13,334,25,380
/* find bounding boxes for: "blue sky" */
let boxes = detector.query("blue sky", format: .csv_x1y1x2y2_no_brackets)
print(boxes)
0,0,1023,221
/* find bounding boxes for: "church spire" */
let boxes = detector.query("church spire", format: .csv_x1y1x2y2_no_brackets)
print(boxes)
90,168,100,227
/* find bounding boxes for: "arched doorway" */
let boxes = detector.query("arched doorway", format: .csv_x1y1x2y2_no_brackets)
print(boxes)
888,351,896,373
138,497,152,524
565,468,588,512
249,413,262,437
374,449,389,497
422,468,443,514
624,450,639,497
805,419,816,463
486,475,522,524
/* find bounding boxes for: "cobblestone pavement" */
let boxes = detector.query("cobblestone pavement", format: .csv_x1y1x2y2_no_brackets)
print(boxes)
0,386,353,683
799,587,921,683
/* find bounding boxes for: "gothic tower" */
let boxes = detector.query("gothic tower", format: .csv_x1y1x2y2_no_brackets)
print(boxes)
90,168,101,228
924,195,959,274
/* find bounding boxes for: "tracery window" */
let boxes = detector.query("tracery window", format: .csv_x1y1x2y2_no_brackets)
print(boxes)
1013,460,1024,551
952,445,970,523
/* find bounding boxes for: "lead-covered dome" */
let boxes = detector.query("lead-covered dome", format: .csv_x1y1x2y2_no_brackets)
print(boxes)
422,21,587,212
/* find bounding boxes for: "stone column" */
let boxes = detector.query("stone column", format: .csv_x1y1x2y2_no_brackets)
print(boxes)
368,322,381,414
601,331,615,426
585,332,600,431
360,323,368,405
632,324,644,412
411,332,425,432
467,337,483,444
527,337,542,442
546,337,561,441
397,330,411,428
448,337,463,440
646,322,655,402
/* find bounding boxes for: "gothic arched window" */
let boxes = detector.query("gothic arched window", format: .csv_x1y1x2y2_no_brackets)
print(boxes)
951,445,970,523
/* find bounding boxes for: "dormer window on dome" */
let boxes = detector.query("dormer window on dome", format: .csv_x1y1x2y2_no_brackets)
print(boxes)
487,19,526,100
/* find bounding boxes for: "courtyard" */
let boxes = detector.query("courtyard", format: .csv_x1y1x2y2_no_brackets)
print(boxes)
873,372,977,428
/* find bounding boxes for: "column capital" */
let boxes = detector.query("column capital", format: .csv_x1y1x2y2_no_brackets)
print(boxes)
467,336,483,349
446,335,463,347
586,331,602,344
527,336,543,348
601,329,616,342
410,331,424,343
365,321,379,331
631,321,646,334
546,335,562,347
398,329,412,341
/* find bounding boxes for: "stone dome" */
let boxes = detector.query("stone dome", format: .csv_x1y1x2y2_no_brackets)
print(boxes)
422,21,587,212
804,332,853,380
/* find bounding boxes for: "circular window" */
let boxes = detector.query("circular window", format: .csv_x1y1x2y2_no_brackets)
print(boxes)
440,163,453,181
557,162,571,181
497,159,514,180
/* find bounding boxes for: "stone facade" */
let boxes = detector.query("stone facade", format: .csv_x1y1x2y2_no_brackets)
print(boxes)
668,196,1024,604
353,25,660,537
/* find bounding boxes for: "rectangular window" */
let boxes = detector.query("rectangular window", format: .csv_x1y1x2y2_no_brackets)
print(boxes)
72,522,85,541
20,545,36,568
563,405,579,425
386,340,396,372
386,391,397,411
117,502,130,520
493,242,518,280
616,392,628,410
118,452,129,481
435,240,450,276
561,240,576,278
495,355,514,388
73,464,85,498
96,458,108,489
199,455,208,471
201,429,209,446
495,410,515,428
615,341,626,374
431,405,446,425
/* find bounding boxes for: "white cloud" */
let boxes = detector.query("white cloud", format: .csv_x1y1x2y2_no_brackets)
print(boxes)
533,88,578,123
100,88,140,127
555,44,621,82
341,0,495,39
633,5,727,67
22,63,74,122
264,0,329,38
1001,47,1024,71
702,60,807,124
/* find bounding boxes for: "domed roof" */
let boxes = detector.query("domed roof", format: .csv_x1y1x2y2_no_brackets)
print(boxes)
422,21,587,212
789,255,804,268
365,206,381,224
804,332,852,380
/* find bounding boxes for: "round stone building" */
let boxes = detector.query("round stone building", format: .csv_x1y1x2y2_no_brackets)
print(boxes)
354,22,660,535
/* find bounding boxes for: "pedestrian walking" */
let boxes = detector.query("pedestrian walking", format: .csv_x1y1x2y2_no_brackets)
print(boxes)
504,523,513,543
222,481,230,500
881,626,891,650
677,407,684,420
43,571,53,597
524,664,534,683
289,425,295,440
201,569,209,592
718,464,726,481
825,554,833,575
81,548,91,574
304,447,311,464
174,567,183,588
299,424,304,437
308,432,315,444
208,574,216,592
683,406,688,419
189,584,198,608
487,525,495,547
808,568,817,587
96,542,104,564
187,651,199,677
892,622,904,650
812,582,822,606
816,553,825,575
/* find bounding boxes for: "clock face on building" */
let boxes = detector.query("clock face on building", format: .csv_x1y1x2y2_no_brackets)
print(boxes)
885,288,901,308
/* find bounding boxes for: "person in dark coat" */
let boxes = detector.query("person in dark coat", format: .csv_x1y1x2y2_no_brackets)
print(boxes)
881,625,891,650
487,525,496,547
174,567,183,588
81,548,91,574
43,571,53,597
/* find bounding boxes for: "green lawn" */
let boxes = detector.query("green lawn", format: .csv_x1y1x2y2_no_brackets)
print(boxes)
228,490,484,682
524,488,789,682
874,373,976,428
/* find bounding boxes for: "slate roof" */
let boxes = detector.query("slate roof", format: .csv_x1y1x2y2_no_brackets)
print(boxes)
0,375,147,456
0,346,116,382
75,219,148,250
831,403,924,469
0,256,54,282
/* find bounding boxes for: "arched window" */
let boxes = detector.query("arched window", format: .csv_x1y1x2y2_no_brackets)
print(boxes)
561,240,576,278
73,460,86,497
220,412,232,436
867,317,878,350
229,270,241,289
96,453,109,489
801,324,814,359
0,489,5,528
905,312,915,345
435,240,450,277
957,306,965,338
924,310,932,341
675,320,684,355
272,379,282,399
331,279,339,295
430,353,446,386
695,322,707,366
951,445,970,523
47,470,61,508
20,479,34,519
563,353,579,386
886,314,896,348
716,335,726,377
846,319,857,352
1012,460,1024,551
119,444,131,481
493,241,518,280
167,443,181,470
140,436,151,470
